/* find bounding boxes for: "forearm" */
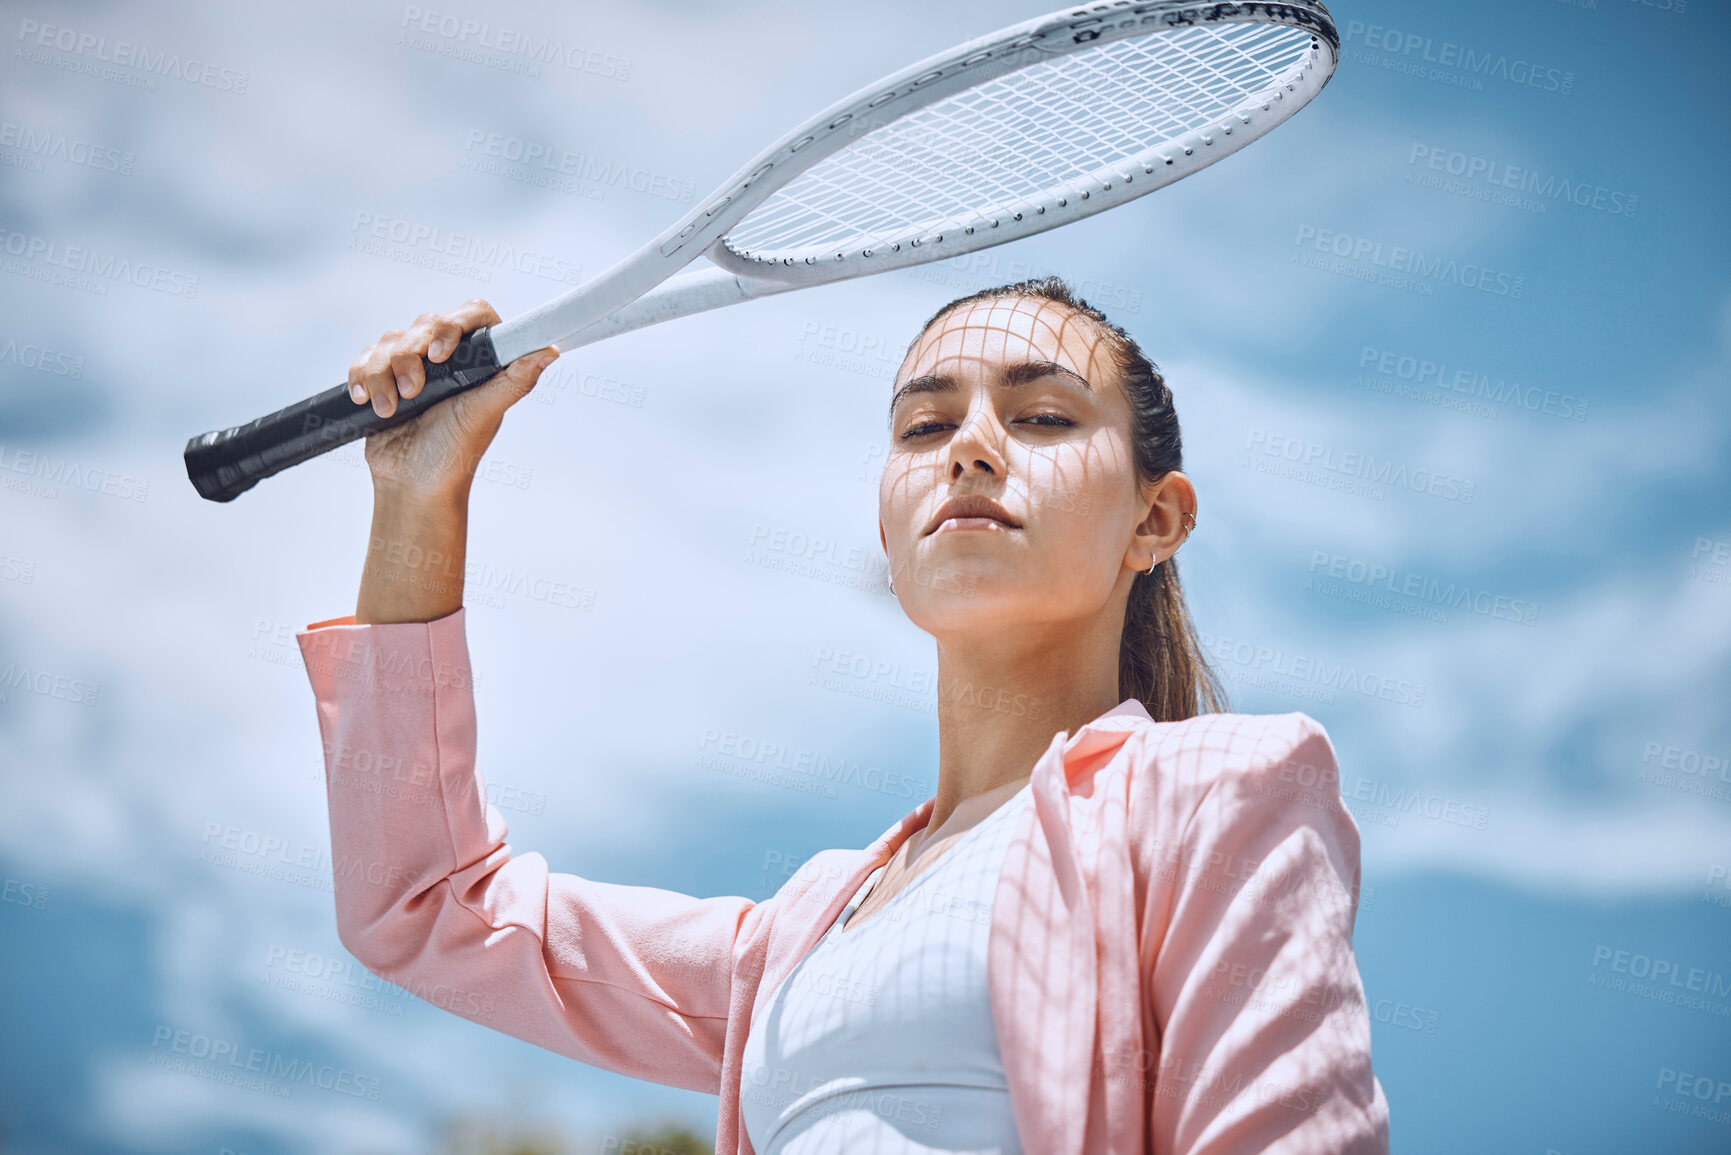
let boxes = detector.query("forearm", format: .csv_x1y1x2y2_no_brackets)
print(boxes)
356,487,471,624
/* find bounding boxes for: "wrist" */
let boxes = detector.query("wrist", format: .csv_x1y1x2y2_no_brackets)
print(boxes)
370,479,470,520
364,434,481,505
357,484,471,625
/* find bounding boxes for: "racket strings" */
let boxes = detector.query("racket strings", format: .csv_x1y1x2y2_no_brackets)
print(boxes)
733,25,1296,251
725,22,1313,261
736,35,1255,254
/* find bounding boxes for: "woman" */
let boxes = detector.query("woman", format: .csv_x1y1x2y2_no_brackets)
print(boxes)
295,278,1390,1154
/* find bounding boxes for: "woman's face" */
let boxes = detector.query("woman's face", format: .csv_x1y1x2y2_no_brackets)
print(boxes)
878,294,1173,636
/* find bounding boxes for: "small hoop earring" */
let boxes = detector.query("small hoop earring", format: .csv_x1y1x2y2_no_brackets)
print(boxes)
888,571,896,595
1146,512,1198,575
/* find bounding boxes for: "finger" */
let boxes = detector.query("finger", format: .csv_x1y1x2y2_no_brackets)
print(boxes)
425,299,502,363
423,314,465,363
388,348,427,401
400,311,443,354
346,351,374,405
399,311,448,370
360,344,401,419
445,297,502,331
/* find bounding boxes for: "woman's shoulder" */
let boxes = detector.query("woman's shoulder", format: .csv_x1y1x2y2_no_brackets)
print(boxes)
1118,709,1341,805
1126,708,1334,757
1116,711,1360,884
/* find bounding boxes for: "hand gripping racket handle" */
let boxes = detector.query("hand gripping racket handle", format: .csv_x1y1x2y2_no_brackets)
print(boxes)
182,267,796,502
182,328,501,502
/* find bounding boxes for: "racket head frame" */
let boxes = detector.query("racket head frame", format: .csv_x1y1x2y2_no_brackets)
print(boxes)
493,0,1337,361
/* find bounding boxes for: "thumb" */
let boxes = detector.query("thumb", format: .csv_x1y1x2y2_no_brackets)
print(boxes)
459,344,559,428
500,345,560,397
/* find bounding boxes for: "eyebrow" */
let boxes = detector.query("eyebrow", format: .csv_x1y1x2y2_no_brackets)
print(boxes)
886,359,1093,425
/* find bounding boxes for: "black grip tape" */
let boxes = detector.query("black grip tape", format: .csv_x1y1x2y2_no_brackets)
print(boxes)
183,327,501,502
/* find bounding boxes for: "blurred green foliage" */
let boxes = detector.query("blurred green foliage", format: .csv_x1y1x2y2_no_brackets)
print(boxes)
435,1114,712,1155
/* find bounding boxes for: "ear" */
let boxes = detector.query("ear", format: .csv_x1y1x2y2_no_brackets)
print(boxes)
1128,470,1197,572
879,518,888,554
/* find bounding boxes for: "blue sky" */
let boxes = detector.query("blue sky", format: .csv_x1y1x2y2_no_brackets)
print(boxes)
2,0,1728,1152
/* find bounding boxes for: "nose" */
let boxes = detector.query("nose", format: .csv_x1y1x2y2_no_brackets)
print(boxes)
947,403,1006,480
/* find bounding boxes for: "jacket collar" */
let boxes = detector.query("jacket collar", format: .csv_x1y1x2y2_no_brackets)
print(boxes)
1084,695,1154,729
1029,696,1147,878
1006,697,1146,1155
1056,696,1151,783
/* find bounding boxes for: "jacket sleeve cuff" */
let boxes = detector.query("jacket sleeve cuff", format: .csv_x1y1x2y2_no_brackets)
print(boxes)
294,606,477,700
301,606,465,632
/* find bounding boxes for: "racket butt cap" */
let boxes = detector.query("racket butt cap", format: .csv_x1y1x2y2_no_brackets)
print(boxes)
184,432,259,502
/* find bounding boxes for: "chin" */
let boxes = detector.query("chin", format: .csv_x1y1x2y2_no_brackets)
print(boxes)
902,577,1035,633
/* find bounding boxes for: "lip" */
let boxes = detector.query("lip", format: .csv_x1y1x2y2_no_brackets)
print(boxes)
923,494,1021,536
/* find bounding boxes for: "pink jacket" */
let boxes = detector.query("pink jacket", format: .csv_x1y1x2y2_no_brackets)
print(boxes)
296,608,1389,1154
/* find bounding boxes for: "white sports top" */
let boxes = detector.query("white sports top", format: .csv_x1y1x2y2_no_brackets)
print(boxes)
739,785,1030,1155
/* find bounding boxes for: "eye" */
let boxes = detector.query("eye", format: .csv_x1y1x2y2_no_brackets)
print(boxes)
897,413,1075,441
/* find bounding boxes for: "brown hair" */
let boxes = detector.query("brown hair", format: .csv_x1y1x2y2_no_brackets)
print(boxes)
906,276,1226,722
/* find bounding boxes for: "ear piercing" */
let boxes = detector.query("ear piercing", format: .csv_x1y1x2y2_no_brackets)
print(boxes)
1146,511,1198,574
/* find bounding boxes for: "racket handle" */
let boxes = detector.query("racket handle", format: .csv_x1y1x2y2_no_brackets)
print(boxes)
183,327,501,502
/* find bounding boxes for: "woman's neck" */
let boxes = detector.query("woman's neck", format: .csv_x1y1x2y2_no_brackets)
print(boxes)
925,612,1127,832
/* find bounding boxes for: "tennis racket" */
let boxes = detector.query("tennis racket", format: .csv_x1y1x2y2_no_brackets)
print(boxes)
184,0,1337,502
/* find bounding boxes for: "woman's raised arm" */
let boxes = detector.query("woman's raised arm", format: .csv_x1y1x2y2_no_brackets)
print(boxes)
292,304,758,1090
